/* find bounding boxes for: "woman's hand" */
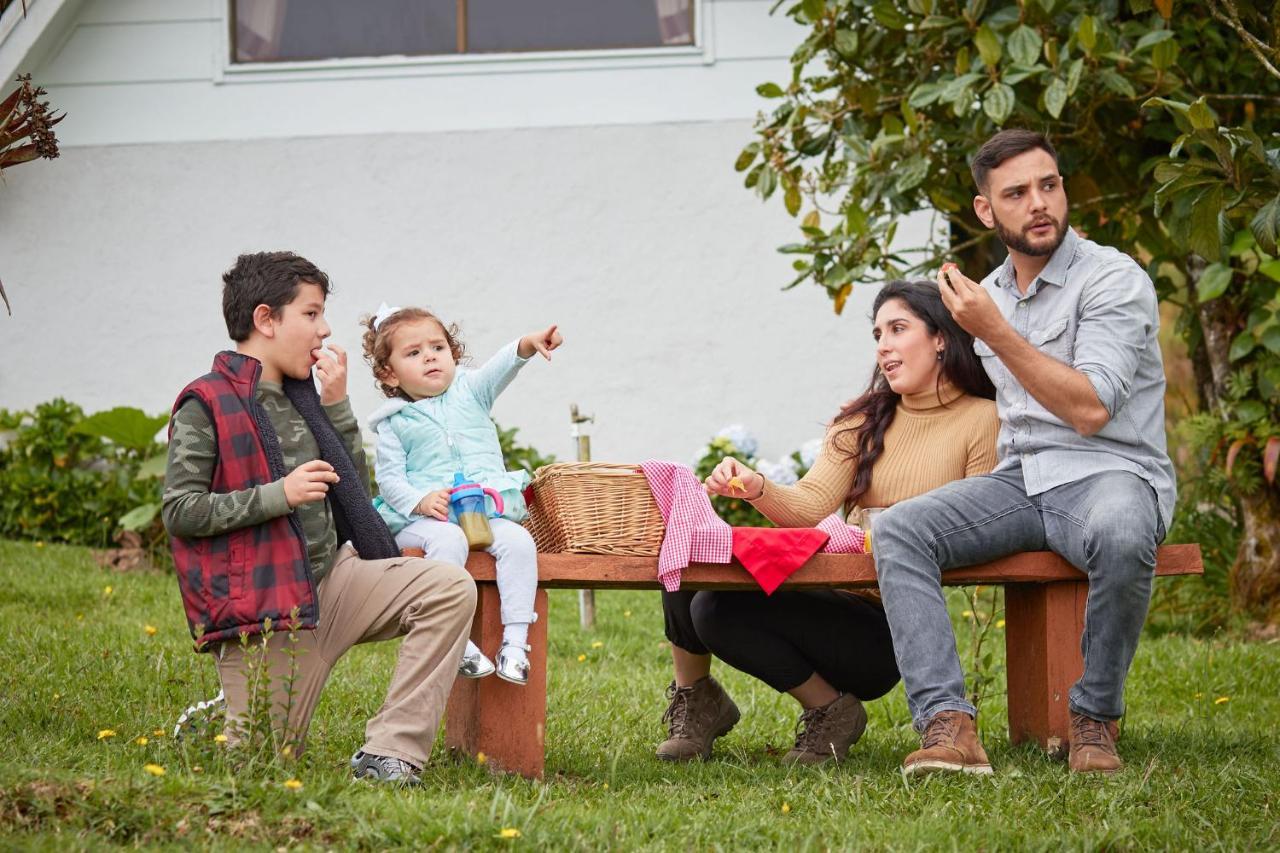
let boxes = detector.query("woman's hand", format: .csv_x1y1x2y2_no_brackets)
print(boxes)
519,325,564,361
704,456,765,500
414,489,451,521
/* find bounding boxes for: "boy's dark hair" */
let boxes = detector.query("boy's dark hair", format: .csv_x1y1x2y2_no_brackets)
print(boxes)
221,252,331,342
970,129,1059,194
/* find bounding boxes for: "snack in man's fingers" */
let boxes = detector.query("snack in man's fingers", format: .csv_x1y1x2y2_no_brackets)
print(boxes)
941,262,960,292
727,476,747,495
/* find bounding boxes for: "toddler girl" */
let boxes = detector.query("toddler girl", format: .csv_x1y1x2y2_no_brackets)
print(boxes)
361,303,562,684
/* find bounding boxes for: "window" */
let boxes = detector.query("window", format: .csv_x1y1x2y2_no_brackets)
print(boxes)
231,0,696,64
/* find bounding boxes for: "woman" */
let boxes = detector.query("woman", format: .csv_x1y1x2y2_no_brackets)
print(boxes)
656,279,999,765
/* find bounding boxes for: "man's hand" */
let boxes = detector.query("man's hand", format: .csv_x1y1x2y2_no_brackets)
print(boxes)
314,344,348,405
414,489,451,521
519,325,564,361
937,263,1009,343
283,460,339,508
704,456,765,500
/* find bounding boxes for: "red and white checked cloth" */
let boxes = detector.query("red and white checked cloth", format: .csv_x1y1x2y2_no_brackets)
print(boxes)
640,460,868,593
640,460,733,591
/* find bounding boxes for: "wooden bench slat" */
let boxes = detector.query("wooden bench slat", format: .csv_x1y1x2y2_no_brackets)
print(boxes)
461,543,1202,589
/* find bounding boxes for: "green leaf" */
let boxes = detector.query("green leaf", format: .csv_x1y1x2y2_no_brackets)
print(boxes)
734,144,759,172
1251,195,1280,256
974,25,1002,67
895,156,930,192
1189,185,1225,260
1187,97,1217,131
1044,77,1068,119
1134,29,1174,52
1236,400,1268,423
802,0,825,23
756,82,785,99
119,502,161,532
1150,38,1179,70
900,98,920,133
1065,58,1084,96
1262,326,1280,355
1196,262,1233,302
1077,15,1097,53
909,82,945,108
1007,26,1042,67
1098,69,1136,98
135,453,168,480
1229,331,1257,362
1258,259,1280,283
834,29,859,58
758,165,778,199
983,83,1016,125
73,407,167,452
1153,160,1185,184
872,1,908,29
784,183,802,216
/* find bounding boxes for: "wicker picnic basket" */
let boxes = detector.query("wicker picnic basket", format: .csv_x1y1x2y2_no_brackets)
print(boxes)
525,462,665,555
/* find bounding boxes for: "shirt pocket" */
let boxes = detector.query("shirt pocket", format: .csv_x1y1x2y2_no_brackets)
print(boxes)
972,338,1009,397
1029,317,1072,364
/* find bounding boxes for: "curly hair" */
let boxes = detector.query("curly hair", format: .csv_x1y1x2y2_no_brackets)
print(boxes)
360,307,467,400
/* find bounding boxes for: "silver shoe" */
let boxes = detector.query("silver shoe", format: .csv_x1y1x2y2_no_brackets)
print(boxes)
458,640,495,679
495,642,531,685
351,750,421,785
173,690,226,740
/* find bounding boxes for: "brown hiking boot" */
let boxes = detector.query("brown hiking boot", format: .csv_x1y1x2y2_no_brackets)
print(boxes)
783,693,868,765
655,676,740,762
1069,712,1123,774
902,710,993,776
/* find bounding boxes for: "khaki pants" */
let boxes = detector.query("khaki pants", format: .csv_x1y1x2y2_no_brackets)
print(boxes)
215,545,476,767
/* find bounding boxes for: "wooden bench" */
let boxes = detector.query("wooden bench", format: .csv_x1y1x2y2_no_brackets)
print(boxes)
444,545,1203,778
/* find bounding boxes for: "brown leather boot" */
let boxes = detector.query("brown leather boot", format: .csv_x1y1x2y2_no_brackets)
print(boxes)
655,676,740,762
783,692,868,765
902,710,993,776
1069,712,1123,774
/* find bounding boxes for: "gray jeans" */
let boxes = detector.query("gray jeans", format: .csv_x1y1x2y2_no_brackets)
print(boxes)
873,465,1164,730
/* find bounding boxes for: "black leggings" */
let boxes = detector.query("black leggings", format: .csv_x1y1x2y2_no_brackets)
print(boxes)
663,589,900,701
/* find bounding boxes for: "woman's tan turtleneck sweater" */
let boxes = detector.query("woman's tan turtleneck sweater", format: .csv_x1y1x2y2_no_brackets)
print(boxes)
752,385,1000,528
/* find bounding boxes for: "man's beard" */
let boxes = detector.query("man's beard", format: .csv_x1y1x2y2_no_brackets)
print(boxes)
991,209,1069,257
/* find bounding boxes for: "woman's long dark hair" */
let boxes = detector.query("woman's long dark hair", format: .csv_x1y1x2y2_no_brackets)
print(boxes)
831,279,996,508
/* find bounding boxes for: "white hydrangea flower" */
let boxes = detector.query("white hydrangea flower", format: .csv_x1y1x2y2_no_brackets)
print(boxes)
756,457,799,486
716,423,758,458
799,438,824,469
689,445,711,466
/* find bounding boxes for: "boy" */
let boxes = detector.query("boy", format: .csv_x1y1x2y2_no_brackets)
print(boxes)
163,251,476,784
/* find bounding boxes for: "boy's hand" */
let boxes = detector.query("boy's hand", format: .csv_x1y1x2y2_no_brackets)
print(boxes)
415,489,451,521
704,456,764,500
314,344,348,405
937,263,1007,343
283,460,339,508
519,325,563,361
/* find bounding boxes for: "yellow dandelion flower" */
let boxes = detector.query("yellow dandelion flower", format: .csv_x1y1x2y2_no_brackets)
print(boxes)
144,625,158,636
52,693,60,701
1214,696,1230,705
280,744,293,758
961,610,974,618
152,728,165,737
1194,692,1203,699
623,610,632,617
996,619,1006,629
76,613,84,621
35,540,44,548
781,802,791,814
591,641,604,649
103,586,114,597
97,729,116,740
602,782,609,789
214,734,228,744
283,779,303,790
143,763,165,777
135,737,148,746
476,752,487,764
497,828,521,839
577,654,587,662
192,766,203,773
974,585,985,593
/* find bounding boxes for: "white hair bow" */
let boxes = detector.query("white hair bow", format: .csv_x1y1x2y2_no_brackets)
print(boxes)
373,302,402,331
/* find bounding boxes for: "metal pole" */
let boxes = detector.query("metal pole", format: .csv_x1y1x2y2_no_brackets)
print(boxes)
570,404,597,630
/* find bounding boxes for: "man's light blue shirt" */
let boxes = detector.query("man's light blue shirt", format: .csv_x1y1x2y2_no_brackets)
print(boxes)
974,227,1176,530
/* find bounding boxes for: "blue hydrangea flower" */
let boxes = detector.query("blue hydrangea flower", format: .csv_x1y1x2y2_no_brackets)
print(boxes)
716,424,758,458
756,457,799,486
799,438,824,469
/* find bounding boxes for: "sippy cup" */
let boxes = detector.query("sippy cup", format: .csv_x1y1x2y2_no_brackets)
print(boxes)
448,472,505,551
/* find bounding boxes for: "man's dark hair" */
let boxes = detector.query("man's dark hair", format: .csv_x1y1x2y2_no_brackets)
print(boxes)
970,129,1059,194
221,251,331,342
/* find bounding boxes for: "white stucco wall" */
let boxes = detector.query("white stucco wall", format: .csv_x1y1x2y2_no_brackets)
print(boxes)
0,0,930,466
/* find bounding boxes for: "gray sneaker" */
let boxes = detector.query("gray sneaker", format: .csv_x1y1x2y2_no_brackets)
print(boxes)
783,692,867,765
655,676,740,762
351,750,422,785
172,690,226,740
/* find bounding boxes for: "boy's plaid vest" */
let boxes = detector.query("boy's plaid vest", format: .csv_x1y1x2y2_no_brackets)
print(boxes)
168,352,317,651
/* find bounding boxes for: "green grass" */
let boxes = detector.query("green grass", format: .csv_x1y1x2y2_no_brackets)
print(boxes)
0,539,1277,850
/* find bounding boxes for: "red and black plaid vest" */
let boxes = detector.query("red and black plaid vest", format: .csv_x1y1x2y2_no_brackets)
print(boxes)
168,352,317,651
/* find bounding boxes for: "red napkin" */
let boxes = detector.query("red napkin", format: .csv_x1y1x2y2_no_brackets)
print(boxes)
731,527,831,595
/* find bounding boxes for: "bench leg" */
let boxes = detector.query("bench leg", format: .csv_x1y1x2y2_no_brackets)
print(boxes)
1004,580,1086,756
444,585,548,778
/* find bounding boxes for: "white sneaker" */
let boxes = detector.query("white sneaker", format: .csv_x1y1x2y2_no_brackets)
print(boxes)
173,690,226,739
458,639,495,679
495,642,531,685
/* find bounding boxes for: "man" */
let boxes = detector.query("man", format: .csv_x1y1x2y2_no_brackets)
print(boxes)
163,251,477,785
873,129,1175,775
